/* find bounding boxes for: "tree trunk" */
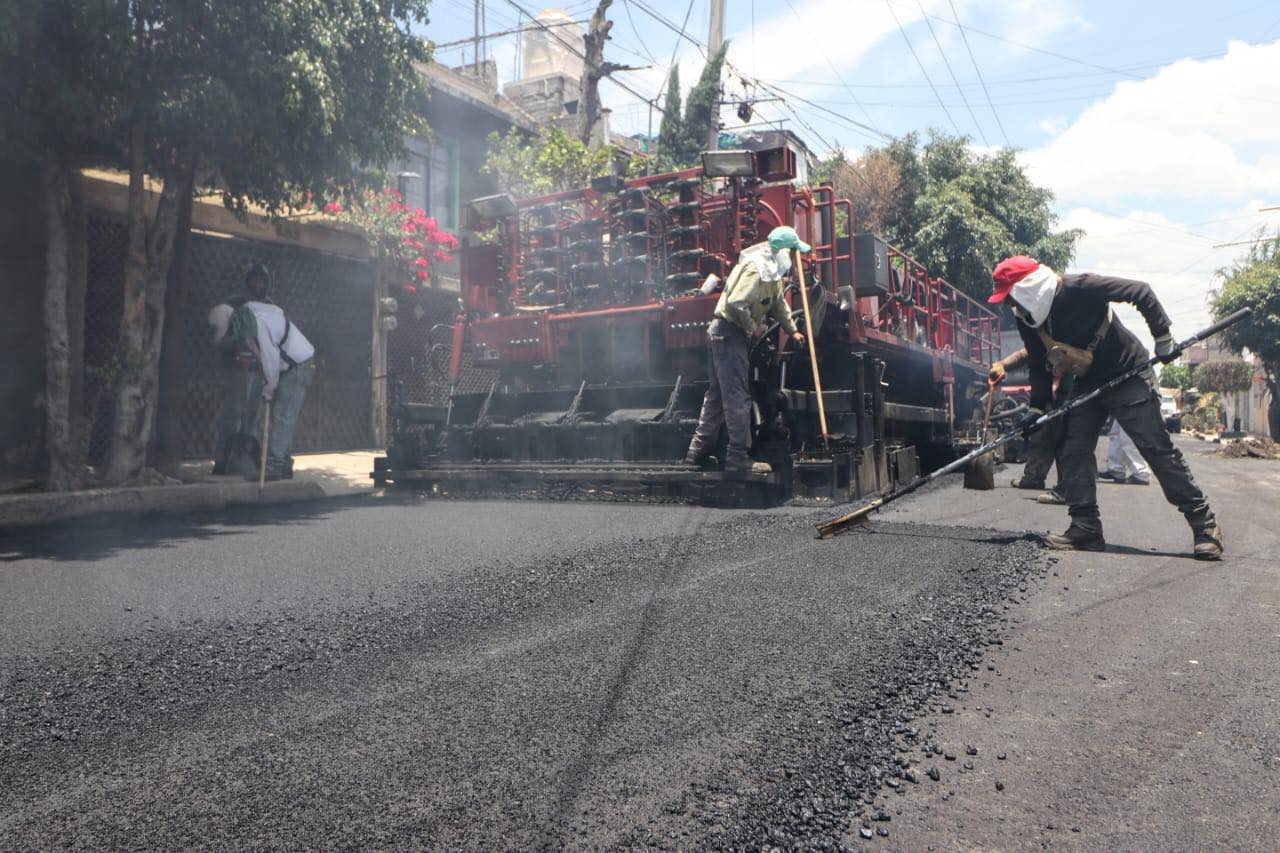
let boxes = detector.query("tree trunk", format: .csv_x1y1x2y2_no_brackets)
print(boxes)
40,160,79,491
578,0,633,145
153,186,194,477
67,168,90,462
103,118,197,485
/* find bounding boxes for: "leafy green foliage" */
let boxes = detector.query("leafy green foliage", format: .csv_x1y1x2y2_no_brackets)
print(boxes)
1194,360,1255,394
2,0,431,209
815,131,1082,301
655,65,683,171
1212,231,1280,372
481,125,616,199
1158,363,1193,391
652,43,729,171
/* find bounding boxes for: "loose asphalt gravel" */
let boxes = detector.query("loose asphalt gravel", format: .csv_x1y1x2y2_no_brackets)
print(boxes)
0,496,1045,850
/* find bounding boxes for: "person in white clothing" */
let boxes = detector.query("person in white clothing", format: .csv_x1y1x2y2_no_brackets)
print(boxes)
217,268,317,479
1101,418,1150,485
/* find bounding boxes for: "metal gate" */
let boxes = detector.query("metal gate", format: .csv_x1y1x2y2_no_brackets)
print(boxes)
85,216,376,460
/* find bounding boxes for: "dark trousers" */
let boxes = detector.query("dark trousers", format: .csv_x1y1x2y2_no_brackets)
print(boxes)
1022,415,1061,487
1059,372,1215,533
690,319,752,462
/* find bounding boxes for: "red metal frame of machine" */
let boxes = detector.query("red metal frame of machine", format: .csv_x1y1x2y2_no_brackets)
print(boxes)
450,154,1000,400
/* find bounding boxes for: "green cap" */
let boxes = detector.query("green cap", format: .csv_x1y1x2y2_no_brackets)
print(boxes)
768,225,812,254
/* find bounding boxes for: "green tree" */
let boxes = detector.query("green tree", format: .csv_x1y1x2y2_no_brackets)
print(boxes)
1158,363,1193,392
2,0,432,487
1212,231,1280,438
482,125,616,198
655,66,683,171
679,42,729,165
1195,360,1254,394
648,43,729,171
816,131,1082,301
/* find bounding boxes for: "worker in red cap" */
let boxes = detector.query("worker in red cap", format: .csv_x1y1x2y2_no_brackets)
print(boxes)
989,256,1223,559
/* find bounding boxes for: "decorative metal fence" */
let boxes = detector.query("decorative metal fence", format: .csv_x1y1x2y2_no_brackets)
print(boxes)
85,215,376,461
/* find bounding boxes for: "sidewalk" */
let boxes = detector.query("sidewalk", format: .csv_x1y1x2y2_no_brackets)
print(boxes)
0,450,381,530
873,435,1280,850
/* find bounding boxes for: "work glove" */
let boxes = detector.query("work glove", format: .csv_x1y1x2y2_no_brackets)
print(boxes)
1018,407,1045,437
1153,333,1177,363
988,362,1007,385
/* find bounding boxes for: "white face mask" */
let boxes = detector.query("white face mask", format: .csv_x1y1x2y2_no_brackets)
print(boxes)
1009,265,1058,327
774,248,792,276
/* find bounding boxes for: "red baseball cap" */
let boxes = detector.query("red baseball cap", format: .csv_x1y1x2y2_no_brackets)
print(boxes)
989,255,1040,304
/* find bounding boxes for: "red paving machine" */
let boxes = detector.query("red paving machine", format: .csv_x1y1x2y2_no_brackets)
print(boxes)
375,148,1002,505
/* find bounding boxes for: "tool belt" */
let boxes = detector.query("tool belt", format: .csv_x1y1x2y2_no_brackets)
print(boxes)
1038,308,1111,378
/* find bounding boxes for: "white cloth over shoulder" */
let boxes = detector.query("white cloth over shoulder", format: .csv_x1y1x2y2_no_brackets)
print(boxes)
244,301,315,401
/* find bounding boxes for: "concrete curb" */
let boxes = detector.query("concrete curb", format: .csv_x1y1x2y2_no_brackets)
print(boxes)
0,479,328,531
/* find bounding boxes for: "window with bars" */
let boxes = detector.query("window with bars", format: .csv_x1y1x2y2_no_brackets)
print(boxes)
396,135,460,231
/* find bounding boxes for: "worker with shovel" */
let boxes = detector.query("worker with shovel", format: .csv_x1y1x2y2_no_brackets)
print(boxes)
684,226,807,474
988,256,1223,559
222,278,316,482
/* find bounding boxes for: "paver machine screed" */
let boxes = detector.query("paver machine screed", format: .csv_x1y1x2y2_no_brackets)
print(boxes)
375,147,1003,506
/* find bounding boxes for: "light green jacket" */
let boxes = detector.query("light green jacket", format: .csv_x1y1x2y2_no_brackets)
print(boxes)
714,244,799,337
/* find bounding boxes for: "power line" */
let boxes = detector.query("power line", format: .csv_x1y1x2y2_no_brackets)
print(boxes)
497,0,666,115
781,0,882,137
916,0,986,145
947,0,1008,147
883,0,960,134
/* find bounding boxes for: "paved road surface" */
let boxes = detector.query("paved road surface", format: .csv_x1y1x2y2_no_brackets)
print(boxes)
1,435,1274,850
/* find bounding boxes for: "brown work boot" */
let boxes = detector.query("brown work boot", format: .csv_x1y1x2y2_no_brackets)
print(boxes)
683,448,710,468
725,457,772,475
1044,523,1106,552
1193,525,1224,561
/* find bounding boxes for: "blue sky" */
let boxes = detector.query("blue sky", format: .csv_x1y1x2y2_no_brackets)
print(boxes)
423,0,1280,341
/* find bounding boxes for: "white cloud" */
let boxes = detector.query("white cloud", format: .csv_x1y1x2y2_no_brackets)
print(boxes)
1024,40,1280,205
1038,116,1067,137
1060,203,1279,348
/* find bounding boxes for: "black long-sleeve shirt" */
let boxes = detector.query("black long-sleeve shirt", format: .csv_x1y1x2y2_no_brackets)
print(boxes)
1017,273,1171,409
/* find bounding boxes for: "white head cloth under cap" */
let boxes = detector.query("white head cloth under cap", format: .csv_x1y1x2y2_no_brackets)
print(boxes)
1010,264,1058,327
209,303,234,342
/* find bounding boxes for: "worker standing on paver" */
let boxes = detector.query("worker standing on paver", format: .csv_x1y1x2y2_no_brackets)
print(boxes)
988,256,1223,559
685,226,807,474
224,290,317,481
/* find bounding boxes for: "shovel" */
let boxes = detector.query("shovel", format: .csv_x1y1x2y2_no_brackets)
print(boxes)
962,380,998,490
815,306,1253,539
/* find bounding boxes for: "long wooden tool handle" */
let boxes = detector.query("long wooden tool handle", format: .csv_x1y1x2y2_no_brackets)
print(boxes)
258,400,272,497
795,250,829,444
981,380,997,436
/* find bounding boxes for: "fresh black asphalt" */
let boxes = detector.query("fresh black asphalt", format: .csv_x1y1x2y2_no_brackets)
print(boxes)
1,497,1043,850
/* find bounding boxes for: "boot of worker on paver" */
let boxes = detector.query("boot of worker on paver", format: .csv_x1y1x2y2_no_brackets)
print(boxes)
685,227,808,475
988,256,1224,560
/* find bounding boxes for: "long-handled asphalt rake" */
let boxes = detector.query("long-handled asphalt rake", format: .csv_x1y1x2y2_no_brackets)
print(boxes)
815,307,1253,539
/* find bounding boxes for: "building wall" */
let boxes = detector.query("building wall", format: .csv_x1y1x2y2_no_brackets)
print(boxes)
0,167,48,474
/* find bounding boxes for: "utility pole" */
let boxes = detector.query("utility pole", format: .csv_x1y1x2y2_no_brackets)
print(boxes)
474,0,482,72
706,0,725,150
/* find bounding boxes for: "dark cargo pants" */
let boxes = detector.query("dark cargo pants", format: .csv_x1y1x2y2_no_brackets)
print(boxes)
1058,372,1215,534
1021,415,1061,487
689,319,752,463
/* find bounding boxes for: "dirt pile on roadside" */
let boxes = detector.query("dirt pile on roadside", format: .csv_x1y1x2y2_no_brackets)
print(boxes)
1214,435,1280,459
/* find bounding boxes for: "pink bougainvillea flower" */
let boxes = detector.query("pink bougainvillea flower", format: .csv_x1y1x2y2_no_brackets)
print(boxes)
414,257,429,268
433,249,450,262
323,201,343,214
414,269,428,281
402,284,418,293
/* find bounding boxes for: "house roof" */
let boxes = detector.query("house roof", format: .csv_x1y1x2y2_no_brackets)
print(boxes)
416,62,539,134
